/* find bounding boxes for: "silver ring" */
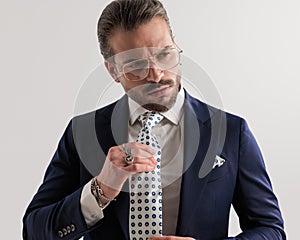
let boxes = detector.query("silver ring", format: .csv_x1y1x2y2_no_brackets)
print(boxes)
122,144,134,164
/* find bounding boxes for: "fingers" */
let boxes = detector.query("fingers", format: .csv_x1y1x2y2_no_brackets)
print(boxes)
124,156,157,171
124,142,156,156
109,147,157,166
108,142,157,171
134,156,157,166
97,142,158,194
124,162,156,173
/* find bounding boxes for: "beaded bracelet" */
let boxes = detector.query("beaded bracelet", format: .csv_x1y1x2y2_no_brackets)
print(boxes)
91,177,116,208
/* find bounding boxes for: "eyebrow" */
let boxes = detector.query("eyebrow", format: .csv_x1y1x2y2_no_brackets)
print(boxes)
119,45,174,64
162,44,173,50
122,58,142,65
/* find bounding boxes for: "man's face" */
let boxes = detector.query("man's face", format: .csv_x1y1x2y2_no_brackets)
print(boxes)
105,17,182,112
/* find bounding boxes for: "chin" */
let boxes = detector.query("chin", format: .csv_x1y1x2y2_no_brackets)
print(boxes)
142,103,169,112
142,94,178,112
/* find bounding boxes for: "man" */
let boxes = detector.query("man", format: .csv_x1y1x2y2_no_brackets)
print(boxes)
23,0,285,239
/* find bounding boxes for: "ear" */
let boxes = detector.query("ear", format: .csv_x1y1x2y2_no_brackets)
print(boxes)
104,60,121,83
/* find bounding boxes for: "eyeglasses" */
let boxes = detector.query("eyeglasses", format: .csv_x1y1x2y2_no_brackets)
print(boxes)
116,47,183,81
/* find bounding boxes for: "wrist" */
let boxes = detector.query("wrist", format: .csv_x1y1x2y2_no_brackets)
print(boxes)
97,158,129,191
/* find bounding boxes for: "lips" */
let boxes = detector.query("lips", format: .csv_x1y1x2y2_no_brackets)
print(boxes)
147,85,171,97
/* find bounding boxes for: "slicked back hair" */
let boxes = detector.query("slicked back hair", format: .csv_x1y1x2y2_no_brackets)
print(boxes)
97,0,173,59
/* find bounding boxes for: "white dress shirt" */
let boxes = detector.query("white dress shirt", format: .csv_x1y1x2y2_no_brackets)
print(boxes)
80,88,185,235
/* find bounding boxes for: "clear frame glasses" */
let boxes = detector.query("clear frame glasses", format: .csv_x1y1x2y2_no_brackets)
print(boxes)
116,47,183,81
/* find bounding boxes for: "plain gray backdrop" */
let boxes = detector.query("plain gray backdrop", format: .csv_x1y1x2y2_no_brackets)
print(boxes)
1,0,299,239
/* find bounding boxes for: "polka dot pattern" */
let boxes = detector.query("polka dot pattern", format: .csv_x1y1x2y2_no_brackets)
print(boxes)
129,111,163,240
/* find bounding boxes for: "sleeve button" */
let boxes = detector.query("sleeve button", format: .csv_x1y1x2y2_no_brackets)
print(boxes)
70,224,76,232
58,230,63,238
66,226,71,233
62,228,67,235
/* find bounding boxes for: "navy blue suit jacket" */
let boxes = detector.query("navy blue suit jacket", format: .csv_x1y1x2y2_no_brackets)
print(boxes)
23,92,285,239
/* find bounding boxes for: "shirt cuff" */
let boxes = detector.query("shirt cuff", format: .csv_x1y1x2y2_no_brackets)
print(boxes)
80,179,104,227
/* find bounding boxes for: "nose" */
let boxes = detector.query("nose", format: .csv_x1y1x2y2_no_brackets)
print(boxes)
144,62,164,83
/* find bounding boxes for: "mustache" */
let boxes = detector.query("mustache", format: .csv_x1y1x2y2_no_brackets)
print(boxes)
142,80,175,93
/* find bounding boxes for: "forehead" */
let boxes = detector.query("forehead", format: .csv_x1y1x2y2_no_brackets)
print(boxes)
108,17,173,56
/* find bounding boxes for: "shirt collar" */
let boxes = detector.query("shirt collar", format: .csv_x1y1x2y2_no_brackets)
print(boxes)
128,87,185,126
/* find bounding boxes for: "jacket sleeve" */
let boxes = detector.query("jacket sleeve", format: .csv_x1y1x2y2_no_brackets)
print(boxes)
23,120,96,240
230,119,286,239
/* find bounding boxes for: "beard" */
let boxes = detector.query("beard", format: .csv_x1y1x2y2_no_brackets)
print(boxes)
127,75,181,112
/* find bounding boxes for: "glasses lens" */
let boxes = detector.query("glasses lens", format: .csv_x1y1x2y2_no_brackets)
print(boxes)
122,48,181,81
155,48,180,70
123,59,149,81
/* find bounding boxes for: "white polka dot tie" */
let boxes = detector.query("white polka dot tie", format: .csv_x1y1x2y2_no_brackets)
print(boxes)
129,111,164,240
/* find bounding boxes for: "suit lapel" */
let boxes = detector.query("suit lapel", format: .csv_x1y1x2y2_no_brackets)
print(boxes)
175,97,210,235
110,95,130,147
105,95,129,239
94,95,130,239
176,92,226,235
110,96,131,239
95,95,129,152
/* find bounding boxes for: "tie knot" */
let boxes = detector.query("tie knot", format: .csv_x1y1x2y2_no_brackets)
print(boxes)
138,111,163,128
